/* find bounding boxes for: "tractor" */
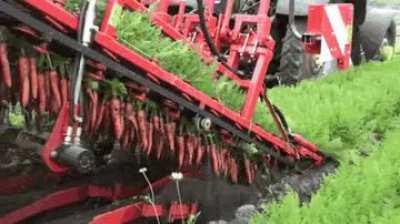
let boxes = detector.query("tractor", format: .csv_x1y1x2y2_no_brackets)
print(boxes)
0,0,395,223
270,0,396,84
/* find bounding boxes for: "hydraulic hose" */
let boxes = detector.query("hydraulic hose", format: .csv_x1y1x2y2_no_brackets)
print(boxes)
195,0,244,76
196,0,292,143
289,0,302,39
70,0,89,121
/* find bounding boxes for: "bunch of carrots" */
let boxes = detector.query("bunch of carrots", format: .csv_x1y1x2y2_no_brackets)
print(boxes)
0,39,70,121
1,33,258,184
82,76,258,184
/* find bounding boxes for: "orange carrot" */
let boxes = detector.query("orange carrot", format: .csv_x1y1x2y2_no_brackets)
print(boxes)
0,43,12,88
37,73,46,114
60,77,68,105
28,57,38,100
110,97,123,140
177,135,185,169
18,56,30,107
165,122,176,153
137,110,148,150
49,70,61,111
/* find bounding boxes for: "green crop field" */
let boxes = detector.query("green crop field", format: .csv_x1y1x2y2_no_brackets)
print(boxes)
252,57,400,224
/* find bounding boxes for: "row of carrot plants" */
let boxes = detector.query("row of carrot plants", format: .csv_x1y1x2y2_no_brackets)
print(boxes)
261,58,400,160
252,121,400,224
252,57,400,223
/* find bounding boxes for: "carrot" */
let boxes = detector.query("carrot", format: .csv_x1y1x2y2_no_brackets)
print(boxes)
177,135,185,169
137,110,148,150
101,102,111,131
95,100,106,130
49,70,61,111
120,102,126,141
28,57,38,100
165,122,176,152
147,120,154,155
230,158,238,183
220,149,228,176
85,88,97,134
159,115,165,135
110,97,123,140
124,103,136,147
210,144,219,176
251,164,257,184
121,124,130,150
91,90,98,131
126,105,139,143
186,135,195,166
44,71,50,109
60,77,68,105
37,73,46,114
18,56,30,107
195,144,205,166
156,136,165,160
153,114,160,131
225,152,230,177
217,148,223,174
244,158,252,184
0,43,12,88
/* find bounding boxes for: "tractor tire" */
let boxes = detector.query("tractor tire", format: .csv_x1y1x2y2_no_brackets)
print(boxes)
376,20,397,61
278,29,322,85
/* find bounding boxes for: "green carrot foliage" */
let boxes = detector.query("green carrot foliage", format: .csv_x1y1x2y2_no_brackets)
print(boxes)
252,125,400,224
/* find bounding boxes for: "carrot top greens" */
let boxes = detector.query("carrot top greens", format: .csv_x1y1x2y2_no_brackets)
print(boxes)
116,10,246,111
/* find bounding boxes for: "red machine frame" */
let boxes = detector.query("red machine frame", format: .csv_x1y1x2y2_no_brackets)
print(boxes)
0,0,355,223
20,0,324,172
0,172,198,224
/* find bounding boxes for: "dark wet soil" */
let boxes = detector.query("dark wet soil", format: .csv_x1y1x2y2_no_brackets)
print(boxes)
0,126,337,224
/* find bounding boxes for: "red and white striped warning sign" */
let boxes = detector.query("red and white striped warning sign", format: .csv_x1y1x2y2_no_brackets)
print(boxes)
307,4,354,69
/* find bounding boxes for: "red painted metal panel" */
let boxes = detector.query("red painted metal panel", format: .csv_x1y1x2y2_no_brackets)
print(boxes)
16,0,324,165
94,33,299,157
23,0,78,30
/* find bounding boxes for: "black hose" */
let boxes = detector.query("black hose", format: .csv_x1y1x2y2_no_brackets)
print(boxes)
196,0,220,59
195,0,291,136
289,0,302,39
195,0,244,76
272,104,289,131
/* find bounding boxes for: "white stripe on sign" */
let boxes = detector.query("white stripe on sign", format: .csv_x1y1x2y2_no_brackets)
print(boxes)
320,36,334,62
325,5,347,54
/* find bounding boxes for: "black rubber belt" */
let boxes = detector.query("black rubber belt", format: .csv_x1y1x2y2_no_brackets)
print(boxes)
0,0,292,165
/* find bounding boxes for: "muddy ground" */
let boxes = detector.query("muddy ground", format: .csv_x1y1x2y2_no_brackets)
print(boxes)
0,127,336,224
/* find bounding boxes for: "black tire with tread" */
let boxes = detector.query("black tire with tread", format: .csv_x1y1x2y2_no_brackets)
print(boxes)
278,29,322,85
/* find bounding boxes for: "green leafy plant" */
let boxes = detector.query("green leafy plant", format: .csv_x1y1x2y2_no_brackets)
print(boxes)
252,126,400,224
252,58,400,224
115,10,248,110
259,58,400,160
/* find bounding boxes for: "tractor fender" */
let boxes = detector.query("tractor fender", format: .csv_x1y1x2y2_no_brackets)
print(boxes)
276,0,330,16
360,8,397,60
